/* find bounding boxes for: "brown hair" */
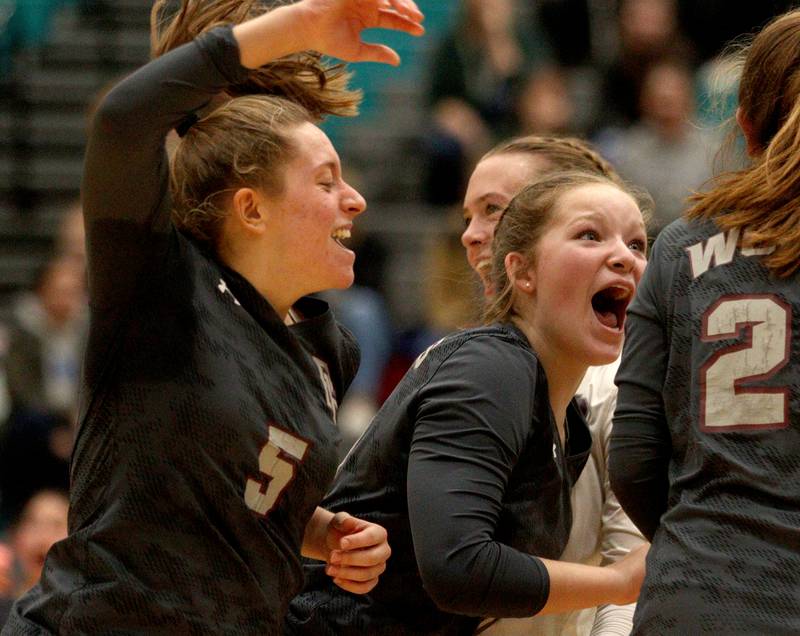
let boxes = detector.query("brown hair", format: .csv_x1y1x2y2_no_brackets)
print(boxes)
150,0,363,249
686,9,800,277
483,135,624,187
170,95,310,248
483,171,651,325
151,0,361,119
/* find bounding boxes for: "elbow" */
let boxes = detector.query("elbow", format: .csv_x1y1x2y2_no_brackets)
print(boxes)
89,84,143,138
418,563,481,616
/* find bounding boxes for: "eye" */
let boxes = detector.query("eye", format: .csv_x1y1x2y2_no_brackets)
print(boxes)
463,215,472,229
578,230,600,241
486,204,503,216
628,238,647,253
318,180,334,192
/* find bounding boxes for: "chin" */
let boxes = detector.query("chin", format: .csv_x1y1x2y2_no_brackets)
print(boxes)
329,270,355,290
577,333,623,366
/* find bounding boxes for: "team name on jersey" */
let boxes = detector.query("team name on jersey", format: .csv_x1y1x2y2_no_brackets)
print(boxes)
686,227,775,279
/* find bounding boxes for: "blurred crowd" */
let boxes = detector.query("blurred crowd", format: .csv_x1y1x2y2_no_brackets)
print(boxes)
0,0,797,615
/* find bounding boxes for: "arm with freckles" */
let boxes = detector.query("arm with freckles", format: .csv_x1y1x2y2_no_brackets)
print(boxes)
302,507,391,595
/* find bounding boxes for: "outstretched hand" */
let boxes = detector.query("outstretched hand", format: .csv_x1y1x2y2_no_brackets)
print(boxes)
233,0,424,69
297,0,425,65
323,511,391,594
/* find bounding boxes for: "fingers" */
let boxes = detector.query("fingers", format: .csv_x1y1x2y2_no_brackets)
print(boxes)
326,560,387,584
386,0,424,23
331,574,381,594
330,540,391,568
334,518,388,551
376,7,425,36
354,41,401,66
326,555,387,595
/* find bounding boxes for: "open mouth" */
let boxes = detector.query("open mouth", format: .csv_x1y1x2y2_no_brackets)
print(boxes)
591,285,632,331
331,227,351,249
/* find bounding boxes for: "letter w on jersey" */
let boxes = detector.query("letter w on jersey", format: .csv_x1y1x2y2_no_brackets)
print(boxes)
687,228,775,279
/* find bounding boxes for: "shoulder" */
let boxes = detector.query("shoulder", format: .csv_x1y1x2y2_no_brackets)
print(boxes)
416,324,540,388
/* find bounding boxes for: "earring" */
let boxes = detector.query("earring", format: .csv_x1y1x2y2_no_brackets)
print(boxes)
524,282,532,290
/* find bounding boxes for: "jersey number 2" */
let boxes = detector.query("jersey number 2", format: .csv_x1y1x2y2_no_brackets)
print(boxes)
245,426,309,516
700,294,791,431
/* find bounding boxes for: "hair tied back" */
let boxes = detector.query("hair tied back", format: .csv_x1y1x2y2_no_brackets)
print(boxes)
176,113,199,138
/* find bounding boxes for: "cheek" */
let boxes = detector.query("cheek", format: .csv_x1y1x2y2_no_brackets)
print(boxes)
633,259,647,286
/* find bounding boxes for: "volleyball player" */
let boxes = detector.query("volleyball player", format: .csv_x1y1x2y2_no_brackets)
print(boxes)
288,170,650,634
2,1,424,633
610,8,800,633
462,136,646,635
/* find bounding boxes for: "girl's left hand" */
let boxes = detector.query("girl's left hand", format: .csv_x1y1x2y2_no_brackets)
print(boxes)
323,511,391,594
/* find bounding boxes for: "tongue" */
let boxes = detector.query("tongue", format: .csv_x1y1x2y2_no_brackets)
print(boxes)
595,309,619,329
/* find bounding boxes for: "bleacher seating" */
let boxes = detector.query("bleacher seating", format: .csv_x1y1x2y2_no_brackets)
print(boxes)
0,0,461,329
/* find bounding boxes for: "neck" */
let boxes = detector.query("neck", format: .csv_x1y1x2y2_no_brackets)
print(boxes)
512,315,587,444
219,245,298,322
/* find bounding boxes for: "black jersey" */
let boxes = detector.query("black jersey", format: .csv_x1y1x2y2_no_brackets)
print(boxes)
288,324,591,636
611,218,800,634
2,27,358,635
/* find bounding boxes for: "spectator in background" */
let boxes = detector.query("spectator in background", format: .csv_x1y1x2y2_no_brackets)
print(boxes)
0,256,85,528
422,0,551,205
3,256,86,422
597,0,694,131
0,490,69,625
515,65,577,137
599,59,716,235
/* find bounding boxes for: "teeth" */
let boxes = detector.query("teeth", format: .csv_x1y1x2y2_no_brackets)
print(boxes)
606,286,630,300
331,228,351,241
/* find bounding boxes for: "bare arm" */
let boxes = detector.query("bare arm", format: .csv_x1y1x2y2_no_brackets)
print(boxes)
537,545,648,616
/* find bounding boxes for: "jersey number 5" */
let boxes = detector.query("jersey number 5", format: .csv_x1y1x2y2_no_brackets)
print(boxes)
245,425,309,516
700,294,791,431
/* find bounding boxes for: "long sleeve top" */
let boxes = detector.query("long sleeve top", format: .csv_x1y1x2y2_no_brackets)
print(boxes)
610,218,800,634
288,323,591,635
3,26,358,636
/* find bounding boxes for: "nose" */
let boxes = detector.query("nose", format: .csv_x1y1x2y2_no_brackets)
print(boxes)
342,182,366,217
461,216,490,250
608,239,636,273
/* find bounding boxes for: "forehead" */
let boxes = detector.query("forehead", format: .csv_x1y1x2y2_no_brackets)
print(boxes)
550,183,644,229
464,153,550,206
287,121,338,167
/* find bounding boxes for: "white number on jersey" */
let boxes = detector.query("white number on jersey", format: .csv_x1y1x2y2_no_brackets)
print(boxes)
700,295,791,431
313,356,338,422
245,425,309,516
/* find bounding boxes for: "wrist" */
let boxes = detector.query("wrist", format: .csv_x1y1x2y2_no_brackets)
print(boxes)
301,507,334,561
232,3,310,69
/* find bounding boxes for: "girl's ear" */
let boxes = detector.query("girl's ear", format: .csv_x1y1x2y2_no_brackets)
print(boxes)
505,251,535,294
230,187,267,234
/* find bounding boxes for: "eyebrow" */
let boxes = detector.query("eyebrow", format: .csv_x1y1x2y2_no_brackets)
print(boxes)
462,192,509,216
314,160,339,174
568,211,647,233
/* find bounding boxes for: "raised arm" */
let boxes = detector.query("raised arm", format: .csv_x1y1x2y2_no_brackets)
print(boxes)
83,0,423,311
